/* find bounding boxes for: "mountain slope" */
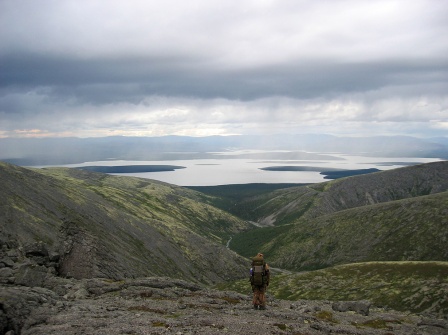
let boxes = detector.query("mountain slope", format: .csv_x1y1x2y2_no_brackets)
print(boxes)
0,162,251,284
230,161,448,270
273,191,447,269
234,160,448,226
305,160,448,218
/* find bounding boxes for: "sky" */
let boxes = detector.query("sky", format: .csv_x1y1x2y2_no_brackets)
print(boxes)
1,0,448,138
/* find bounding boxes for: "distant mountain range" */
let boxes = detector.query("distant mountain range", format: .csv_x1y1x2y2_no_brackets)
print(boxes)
1,134,447,165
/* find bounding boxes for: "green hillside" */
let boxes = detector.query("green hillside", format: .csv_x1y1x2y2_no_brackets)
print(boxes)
217,261,448,318
229,161,448,226
228,161,448,270
231,191,448,270
2,160,448,319
0,162,251,284
186,183,306,221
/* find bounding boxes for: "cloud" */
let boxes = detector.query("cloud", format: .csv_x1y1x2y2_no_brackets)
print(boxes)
3,1,446,60
0,0,447,138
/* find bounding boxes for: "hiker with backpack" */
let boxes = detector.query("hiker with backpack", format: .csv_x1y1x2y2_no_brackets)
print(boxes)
250,253,270,310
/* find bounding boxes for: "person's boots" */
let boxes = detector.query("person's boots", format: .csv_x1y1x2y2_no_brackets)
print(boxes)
259,305,266,310
253,305,259,309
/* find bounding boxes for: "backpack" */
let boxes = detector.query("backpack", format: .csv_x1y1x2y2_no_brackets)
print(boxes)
251,255,266,286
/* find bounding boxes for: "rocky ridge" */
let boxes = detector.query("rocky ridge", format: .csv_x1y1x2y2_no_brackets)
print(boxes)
3,277,448,335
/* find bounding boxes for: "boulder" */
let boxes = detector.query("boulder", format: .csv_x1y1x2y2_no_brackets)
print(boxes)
0,285,58,335
0,267,14,284
0,256,15,268
15,262,48,287
332,300,371,316
24,242,48,258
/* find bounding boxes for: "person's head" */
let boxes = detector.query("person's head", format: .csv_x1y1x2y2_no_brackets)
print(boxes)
257,253,264,258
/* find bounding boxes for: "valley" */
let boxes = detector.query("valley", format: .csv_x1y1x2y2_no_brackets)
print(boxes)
1,160,448,333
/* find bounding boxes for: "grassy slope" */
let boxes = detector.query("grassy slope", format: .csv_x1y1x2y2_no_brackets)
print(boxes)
230,191,448,270
228,161,448,270
228,161,448,227
0,162,251,283
222,162,448,317
35,166,251,243
3,161,448,316
186,183,307,221
217,261,448,318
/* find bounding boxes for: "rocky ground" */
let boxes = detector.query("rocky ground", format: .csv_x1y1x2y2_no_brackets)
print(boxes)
1,234,447,335
2,276,448,335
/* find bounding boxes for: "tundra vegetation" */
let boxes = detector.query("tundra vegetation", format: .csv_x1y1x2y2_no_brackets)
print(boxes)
1,160,448,334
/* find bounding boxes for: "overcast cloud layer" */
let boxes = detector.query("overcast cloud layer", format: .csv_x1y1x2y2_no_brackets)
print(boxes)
1,0,447,138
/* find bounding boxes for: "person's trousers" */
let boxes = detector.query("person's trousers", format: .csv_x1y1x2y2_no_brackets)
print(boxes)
252,285,266,307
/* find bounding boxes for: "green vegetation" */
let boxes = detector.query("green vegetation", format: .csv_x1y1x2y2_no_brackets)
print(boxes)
186,183,306,220
257,166,381,180
242,191,448,271
314,310,338,323
2,160,448,318
273,323,291,331
217,261,448,318
320,168,380,179
0,163,251,284
353,318,402,330
229,224,292,258
36,167,251,244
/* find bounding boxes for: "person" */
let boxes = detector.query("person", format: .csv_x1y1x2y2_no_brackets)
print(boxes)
250,252,270,310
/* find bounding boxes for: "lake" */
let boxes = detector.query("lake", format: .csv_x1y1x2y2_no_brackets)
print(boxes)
52,152,443,186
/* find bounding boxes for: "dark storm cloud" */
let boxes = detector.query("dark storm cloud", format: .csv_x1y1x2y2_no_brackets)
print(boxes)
0,0,447,137
2,51,446,104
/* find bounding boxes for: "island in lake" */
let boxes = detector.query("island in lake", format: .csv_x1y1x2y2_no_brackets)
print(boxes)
77,165,186,173
259,166,380,179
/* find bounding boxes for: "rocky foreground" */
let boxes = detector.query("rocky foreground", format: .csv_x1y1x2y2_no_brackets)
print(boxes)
1,233,447,334
2,276,448,335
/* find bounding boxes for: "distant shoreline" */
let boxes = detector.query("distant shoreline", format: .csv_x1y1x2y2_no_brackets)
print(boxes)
77,165,186,173
29,157,434,186
260,166,381,179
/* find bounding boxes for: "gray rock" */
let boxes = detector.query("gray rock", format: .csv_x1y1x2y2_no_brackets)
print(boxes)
0,267,14,284
48,251,60,262
24,242,48,258
0,310,7,335
0,285,57,335
64,287,90,300
14,262,48,287
2,276,446,335
418,318,448,329
0,256,15,267
6,250,19,263
332,300,371,316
